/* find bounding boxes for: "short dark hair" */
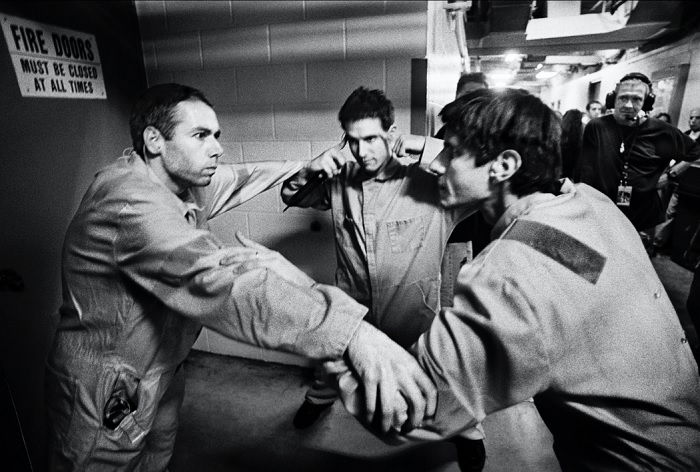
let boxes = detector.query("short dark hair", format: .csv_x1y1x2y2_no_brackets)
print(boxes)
456,72,488,95
586,100,602,111
338,87,394,131
130,83,213,158
440,88,561,197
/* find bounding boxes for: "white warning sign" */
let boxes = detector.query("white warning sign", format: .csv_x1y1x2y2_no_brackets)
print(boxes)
1,13,106,99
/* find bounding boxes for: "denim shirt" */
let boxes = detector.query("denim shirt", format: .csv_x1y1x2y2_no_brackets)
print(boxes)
414,182,700,470
282,140,470,348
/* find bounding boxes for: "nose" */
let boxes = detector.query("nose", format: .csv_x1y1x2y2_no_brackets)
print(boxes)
428,150,447,175
357,140,368,157
209,137,223,160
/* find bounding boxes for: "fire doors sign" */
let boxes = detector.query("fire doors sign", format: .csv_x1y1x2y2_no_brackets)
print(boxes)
1,13,106,99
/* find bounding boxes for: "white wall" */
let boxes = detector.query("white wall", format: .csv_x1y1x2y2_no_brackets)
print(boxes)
135,0,428,364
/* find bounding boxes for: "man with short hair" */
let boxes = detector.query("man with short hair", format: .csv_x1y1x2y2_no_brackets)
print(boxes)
281,87,484,471
576,72,700,244
47,83,435,470
584,99,603,122
336,88,700,470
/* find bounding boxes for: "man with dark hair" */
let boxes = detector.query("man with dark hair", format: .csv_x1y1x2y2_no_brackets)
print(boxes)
47,83,435,470
585,99,603,121
456,72,489,98
281,87,484,471
336,88,700,470
577,72,700,248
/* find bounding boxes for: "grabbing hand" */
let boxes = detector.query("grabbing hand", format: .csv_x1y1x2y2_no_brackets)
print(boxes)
341,321,436,434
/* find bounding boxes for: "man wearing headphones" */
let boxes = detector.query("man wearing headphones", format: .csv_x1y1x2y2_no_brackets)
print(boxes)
576,72,700,242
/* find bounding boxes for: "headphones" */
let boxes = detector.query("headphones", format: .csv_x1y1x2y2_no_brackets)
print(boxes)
605,72,655,112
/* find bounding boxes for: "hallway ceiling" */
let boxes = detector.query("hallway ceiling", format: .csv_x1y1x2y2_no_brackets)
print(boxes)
452,0,699,88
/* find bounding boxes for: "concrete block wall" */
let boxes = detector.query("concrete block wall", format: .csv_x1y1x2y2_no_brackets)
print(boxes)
135,1,428,365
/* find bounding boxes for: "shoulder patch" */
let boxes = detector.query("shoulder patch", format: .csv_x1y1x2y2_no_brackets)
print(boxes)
502,219,606,284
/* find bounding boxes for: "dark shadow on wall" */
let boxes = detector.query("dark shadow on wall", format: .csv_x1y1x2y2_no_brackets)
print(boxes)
0,1,147,470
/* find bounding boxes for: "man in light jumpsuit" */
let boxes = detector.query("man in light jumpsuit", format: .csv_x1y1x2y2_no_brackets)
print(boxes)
281,87,485,470
335,88,700,470
46,83,435,471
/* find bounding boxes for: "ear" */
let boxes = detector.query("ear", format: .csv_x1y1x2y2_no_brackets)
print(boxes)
143,126,164,157
489,149,522,183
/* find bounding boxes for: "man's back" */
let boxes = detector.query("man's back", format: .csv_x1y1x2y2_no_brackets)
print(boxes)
417,183,700,470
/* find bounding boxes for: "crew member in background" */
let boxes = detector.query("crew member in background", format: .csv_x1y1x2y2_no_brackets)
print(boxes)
47,83,435,471
335,88,700,471
582,99,603,125
576,72,700,251
281,87,485,471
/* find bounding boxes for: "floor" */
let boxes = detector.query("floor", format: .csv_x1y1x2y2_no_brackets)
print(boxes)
170,254,697,472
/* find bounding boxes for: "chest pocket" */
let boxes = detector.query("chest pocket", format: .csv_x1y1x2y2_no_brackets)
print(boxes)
387,216,425,254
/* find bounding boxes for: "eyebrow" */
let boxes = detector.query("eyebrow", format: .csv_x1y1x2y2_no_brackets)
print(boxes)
191,126,221,138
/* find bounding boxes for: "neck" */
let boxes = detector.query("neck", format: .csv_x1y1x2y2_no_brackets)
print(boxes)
146,156,186,195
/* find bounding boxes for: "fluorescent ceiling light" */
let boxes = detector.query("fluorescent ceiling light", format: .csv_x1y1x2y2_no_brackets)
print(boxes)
535,70,558,80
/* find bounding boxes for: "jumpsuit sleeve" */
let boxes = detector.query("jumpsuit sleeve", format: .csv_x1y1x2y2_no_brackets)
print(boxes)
203,161,304,218
411,270,552,438
114,192,365,360
280,165,331,210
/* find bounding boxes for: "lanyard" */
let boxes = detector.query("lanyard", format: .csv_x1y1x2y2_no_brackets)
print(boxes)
618,127,640,186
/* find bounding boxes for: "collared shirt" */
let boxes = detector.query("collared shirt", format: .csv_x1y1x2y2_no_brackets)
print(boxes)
51,153,367,380
282,140,470,348
414,181,700,470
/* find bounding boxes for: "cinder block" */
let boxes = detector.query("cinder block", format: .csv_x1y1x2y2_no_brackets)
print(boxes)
274,103,341,141
209,210,249,243
384,1,428,15
201,26,269,68
135,0,167,40
219,142,243,164
232,0,304,27
154,31,201,71
305,0,384,20
172,68,236,106
385,58,412,103
248,211,337,284
241,141,311,163
165,1,232,33
311,141,343,158
270,19,344,64
227,187,280,213
394,105,412,136
237,64,306,104
217,105,275,141
307,60,384,103
146,69,173,87
346,12,427,59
